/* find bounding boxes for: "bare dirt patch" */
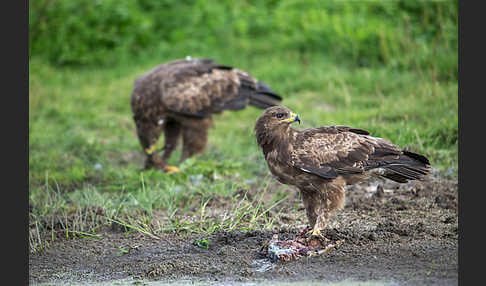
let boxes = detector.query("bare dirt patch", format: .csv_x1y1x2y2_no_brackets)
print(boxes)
29,174,458,285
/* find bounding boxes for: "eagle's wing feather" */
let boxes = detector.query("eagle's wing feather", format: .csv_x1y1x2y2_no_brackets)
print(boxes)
160,61,258,117
291,126,418,180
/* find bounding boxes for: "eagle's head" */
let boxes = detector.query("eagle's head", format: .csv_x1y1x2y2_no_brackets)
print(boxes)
254,106,301,147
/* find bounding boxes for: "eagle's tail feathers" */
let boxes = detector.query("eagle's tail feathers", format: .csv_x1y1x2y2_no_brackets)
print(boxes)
380,151,431,183
383,165,429,181
380,172,410,183
402,150,430,165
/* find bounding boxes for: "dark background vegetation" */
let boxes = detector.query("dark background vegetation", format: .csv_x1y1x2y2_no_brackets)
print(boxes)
30,0,457,79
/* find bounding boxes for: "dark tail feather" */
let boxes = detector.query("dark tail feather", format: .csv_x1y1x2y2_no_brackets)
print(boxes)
384,165,430,181
256,81,280,98
249,81,282,109
381,151,431,183
403,150,430,165
381,172,409,183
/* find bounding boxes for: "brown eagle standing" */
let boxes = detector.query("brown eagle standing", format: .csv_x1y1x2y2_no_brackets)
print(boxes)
255,106,431,237
131,58,282,172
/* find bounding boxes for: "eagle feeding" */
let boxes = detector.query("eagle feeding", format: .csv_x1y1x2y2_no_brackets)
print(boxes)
254,106,431,237
131,58,282,172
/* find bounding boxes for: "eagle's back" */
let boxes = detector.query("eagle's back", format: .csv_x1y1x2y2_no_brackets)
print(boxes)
131,58,281,119
161,63,245,117
130,59,213,118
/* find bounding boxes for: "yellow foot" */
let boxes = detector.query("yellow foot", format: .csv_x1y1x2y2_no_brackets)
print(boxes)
163,165,181,173
305,227,327,242
145,144,158,155
311,228,322,237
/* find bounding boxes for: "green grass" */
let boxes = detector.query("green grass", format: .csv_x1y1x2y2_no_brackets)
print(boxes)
29,44,457,253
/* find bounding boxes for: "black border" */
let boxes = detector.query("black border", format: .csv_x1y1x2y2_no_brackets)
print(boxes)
5,0,30,285
458,1,478,286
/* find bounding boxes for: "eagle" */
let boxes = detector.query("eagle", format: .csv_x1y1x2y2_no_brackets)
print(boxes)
254,106,431,237
131,58,282,172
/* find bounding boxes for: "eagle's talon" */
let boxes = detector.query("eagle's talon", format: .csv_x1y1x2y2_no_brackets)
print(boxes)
311,228,322,237
164,165,181,173
304,227,327,242
304,227,322,237
144,144,158,155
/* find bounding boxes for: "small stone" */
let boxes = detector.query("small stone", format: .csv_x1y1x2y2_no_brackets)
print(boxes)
374,185,384,198
94,163,103,171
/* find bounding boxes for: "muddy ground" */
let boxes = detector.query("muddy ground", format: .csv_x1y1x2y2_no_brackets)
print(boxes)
29,174,458,285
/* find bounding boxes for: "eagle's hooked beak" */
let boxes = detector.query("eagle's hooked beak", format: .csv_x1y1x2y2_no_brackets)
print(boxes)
281,112,301,124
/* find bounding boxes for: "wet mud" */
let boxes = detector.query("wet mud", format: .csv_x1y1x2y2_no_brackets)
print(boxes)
29,175,458,286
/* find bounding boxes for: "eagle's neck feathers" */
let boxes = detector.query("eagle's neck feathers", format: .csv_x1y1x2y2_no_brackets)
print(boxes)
256,124,298,157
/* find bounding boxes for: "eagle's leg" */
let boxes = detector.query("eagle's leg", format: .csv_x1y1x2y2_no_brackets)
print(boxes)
302,179,346,239
180,128,207,163
311,212,329,237
179,118,212,164
161,120,182,173
299,188,320,236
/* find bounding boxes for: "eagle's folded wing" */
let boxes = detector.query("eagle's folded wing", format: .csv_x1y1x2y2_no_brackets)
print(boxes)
290,126,428,181
160,61,257,118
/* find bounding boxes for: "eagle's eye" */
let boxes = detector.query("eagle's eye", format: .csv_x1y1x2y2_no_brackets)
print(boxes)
276,112,286,119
